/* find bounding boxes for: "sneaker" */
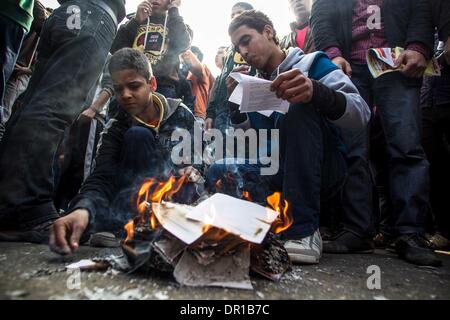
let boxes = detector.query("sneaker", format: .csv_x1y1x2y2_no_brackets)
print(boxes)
284,229,322,264
427,233,450,250
395,234,442,267
0,219,54,244
89,232,120,248
323,230,374,253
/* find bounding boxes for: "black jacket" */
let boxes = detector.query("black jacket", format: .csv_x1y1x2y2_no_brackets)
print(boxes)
110,8,192,86
310,0,434,60
68,93,202,225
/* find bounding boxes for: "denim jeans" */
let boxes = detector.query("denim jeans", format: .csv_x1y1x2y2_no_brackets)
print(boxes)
350,64,430,236
0,15,26,138
206,104,347,239
0,0,118,225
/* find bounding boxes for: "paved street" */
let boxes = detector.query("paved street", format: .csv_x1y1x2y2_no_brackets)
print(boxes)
0,242,449,300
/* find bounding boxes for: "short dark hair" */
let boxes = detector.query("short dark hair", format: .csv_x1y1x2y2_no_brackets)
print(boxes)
232,2,254,10
109,48,152,80
228,10,279,45
190,46,204,62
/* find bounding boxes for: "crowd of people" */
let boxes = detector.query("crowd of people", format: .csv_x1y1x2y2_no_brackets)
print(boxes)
0,0,449,269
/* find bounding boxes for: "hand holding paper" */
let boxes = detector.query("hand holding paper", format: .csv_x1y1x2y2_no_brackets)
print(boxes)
228,72,290,115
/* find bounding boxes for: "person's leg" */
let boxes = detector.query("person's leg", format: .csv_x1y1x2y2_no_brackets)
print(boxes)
0,1,117,231
324,64,376,253
0,15,26,139
370,111,395,245
374,72,440,266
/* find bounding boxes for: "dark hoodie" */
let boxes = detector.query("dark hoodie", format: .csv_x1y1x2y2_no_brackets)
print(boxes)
111,7,192,87
67,93,202,226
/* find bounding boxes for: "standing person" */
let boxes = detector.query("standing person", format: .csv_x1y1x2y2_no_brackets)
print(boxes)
0,0,35,137
180,46,215,120
280,0,315,54
311,0,441,266
215,46,227,71
205,2,256,132
0,0,126,243
111,0,192,100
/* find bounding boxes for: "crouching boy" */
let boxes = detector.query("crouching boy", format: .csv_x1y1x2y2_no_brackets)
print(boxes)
49,48,202,255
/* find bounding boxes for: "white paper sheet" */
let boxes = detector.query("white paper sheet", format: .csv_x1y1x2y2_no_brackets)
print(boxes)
186,193,279,244
228,72,290,114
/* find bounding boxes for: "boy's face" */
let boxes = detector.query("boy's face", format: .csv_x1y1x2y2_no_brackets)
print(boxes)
112,69,156,116
230,25,274,71
151,0,171,14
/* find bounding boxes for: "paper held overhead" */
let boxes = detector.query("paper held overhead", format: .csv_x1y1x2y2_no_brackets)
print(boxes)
228,72,290,115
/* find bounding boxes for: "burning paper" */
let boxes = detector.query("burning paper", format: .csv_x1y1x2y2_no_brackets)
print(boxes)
151,202,204,245
187,193,279,244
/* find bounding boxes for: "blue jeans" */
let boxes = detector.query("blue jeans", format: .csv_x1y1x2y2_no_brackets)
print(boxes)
206,104,347,239
0,15,26,137
0,0,118,225
350,64,430,236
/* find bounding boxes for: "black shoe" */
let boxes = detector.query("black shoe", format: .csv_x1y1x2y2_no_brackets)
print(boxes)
395,234,442,267
0,219,55,244
323,230,374,253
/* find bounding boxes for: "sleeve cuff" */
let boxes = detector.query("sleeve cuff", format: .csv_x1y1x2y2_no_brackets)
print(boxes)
324,47,343,60
407,42,430,60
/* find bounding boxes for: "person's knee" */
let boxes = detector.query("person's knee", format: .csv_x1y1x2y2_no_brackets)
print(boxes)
124,126,155,144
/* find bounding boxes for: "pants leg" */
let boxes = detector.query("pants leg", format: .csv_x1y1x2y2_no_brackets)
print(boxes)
374,72,430,235
279,104,346,240
0,1,117,224
339,64,375,237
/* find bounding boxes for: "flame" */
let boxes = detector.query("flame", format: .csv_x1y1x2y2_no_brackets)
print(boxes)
242,190,252,202
124,220,134,243
127,175,188,239
215,179,223,190
267,192,293,234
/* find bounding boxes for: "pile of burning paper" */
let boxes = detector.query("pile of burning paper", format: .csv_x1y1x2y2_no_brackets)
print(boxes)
102,175,293,290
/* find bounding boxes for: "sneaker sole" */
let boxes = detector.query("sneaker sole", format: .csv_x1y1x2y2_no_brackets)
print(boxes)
288,252,320,265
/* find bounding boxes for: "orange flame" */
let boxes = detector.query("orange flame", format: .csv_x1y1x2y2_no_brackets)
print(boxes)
267,192,292,234
124,220,134,243
126,175,188,241
242,190,252,202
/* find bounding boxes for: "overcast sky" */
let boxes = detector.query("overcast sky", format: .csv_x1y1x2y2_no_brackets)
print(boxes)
40,0,296,76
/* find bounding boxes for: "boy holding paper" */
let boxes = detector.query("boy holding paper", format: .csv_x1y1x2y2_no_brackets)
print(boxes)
206,10,370,265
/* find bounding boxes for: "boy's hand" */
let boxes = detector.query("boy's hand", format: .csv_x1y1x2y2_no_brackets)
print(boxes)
135,1,152,23
394,49,427,78
178,166,202,183
332,57,352,77
271,69,313,104
226,65,249,97
49,209,89,255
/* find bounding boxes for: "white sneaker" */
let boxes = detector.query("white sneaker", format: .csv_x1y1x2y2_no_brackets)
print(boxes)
284,229,322,264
